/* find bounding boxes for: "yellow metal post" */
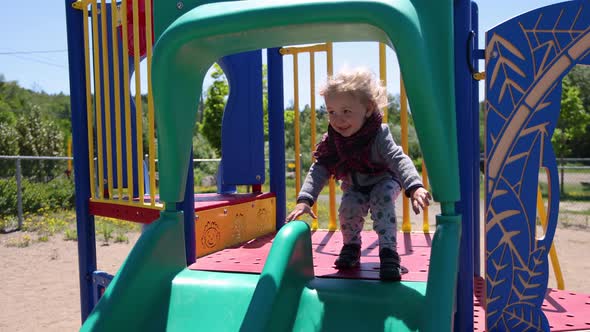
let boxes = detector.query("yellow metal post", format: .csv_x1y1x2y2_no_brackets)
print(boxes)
379,43,387,123
310,52,319,230
110,1,124,200
132,0,145,203
121,0,134,200
280,43,330,228
293,54,301,196
67,137,73,175
422,160,429,233
326,42,337,231
91,0,105,199
80,1,96,199
145,0,157,206
537,186,565,289
400,76,411,232
280,44,329,54
100,0,114,198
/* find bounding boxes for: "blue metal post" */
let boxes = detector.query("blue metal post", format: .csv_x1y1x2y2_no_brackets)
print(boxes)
471,1,481,277
267,48,286,229
64,0,97,322
454,0,475,331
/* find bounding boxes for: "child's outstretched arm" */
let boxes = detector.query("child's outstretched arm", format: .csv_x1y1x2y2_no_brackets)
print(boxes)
287,162,330,223
286,201,317,222
409,187,432,215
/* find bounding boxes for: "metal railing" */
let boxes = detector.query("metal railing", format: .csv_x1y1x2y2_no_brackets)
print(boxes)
0,154,298,230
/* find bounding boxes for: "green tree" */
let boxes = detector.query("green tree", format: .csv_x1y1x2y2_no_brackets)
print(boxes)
385,93,401,125
0,78,30,113
553,78,589,193
563,66,590,157
564,66,590,109
553,78,588,158
386,93,421,161
192,131,219,185
15,108,65,180
0,122,19,177
199,64,228,153
0,76,70,179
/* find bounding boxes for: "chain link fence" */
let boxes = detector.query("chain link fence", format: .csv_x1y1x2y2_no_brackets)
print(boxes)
0,155,74,230
1,155,589,230
538,159,590,230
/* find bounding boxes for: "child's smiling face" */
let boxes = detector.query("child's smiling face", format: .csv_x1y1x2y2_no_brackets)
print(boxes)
325,92,373,137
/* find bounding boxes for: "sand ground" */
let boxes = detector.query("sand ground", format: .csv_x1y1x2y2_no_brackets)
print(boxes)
0,220,588,331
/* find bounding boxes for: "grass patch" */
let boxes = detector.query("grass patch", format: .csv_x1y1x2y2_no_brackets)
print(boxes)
63,228,77,241
94,216,141,245
560,217,590,230
5,234,32,248
37,235,49,242
114,232,129,244
560,192,590,201
2,209,141,247
538,177,590,202
96,221,114,245
560,208,590,215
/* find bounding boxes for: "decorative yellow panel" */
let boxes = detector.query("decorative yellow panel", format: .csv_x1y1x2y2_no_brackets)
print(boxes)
195,197,276,257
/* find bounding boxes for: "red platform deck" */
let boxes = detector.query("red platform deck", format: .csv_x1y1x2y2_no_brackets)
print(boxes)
193,230,431,281
191,230,590,331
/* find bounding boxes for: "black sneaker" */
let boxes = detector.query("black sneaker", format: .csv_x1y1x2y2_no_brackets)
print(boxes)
334,243,361,269
379,248,402,281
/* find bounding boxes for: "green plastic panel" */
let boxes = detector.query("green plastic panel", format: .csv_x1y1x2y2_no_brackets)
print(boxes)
167,221,430,332
423,214,462,330
79,216,459,331
80,211,187,331
151,0,460,205
168,270,428,332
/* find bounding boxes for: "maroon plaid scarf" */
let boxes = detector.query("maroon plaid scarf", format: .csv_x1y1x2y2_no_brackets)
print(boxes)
314,112,387,180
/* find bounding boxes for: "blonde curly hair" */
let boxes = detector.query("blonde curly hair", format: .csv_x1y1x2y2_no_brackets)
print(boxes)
319,68,388,111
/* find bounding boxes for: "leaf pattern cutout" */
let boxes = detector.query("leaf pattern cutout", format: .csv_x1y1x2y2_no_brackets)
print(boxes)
504,303,550,332
485,2,590,331
487,33,527,106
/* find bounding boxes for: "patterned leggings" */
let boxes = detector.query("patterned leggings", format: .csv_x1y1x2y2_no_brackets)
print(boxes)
338,179,401,251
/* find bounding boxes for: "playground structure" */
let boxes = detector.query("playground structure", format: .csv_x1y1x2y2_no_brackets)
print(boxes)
62,0,590,331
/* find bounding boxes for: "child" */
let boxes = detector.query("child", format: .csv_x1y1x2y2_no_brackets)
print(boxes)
286,68,431,281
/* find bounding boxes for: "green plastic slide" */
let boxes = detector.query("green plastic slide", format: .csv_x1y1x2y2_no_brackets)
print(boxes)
82,220,459,331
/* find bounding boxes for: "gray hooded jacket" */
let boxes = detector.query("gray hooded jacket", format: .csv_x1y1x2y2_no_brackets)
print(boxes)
297,124,423,205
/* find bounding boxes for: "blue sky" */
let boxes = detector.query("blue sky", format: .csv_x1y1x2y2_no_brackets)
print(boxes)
0,0,560,105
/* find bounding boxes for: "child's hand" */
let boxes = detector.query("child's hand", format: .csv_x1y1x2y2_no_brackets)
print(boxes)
286,202,317,222
410,187,432,215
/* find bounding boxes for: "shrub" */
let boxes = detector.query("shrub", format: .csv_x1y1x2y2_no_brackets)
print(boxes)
44,177,75,210
14,108,65,181
0,177,75,218
0,179,18,215
21,181,49,213
0,123,19,177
